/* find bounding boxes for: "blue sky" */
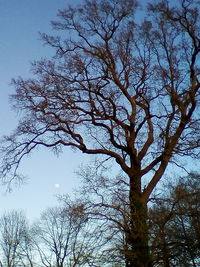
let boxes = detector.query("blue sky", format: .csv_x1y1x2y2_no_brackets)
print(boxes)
0,0,89,221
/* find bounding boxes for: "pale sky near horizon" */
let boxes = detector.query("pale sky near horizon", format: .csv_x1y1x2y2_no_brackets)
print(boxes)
0,0,89,222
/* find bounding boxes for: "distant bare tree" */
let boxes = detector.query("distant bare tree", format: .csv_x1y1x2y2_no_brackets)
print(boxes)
1,0,200,266
33,204,98,267
0,210,33,267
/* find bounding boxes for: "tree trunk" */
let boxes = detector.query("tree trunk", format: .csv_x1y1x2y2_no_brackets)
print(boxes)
125,176,152,267
162,232,170,267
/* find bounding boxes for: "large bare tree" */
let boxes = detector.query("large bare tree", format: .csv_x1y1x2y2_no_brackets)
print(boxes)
1,0,200,266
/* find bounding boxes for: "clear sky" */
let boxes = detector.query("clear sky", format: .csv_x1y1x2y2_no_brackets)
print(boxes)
0,0,90,221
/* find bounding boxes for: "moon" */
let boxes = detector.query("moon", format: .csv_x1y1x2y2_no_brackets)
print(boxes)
54,183,60,189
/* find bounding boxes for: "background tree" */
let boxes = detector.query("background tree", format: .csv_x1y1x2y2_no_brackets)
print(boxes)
73,164,139,266
1,0,200,266
149,173,200,267
32,204,98,267
17,231,35,267
0,210,33,267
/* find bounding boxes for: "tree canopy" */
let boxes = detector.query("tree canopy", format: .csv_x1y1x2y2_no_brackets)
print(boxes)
1,0,200,195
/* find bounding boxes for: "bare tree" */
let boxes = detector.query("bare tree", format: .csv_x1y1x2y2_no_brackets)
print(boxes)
32,204,98,267
73,165,138,266
0,210,33,267
149,173,200,267
1,0,200,266
17,229,36,267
